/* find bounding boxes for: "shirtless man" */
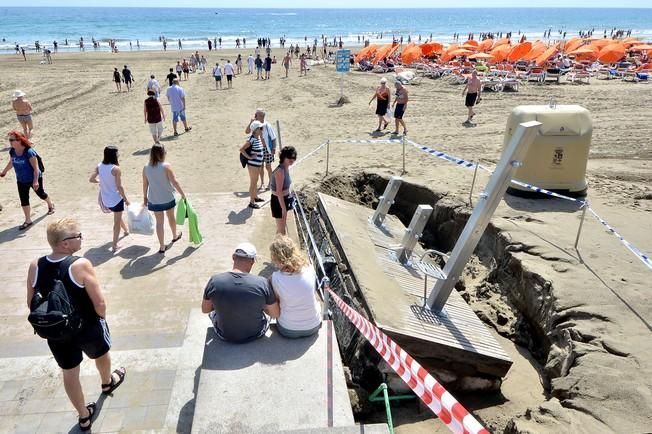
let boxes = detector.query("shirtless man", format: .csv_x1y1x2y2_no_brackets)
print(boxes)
282,52,292,78
12,90,34,138
462,70,482,124
391,81,409,136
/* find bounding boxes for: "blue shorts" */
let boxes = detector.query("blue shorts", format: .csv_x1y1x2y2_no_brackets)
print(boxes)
172,111,186,123
148,199,176,212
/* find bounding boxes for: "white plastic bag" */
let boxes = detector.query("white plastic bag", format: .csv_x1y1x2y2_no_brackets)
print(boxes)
385,107,394,120
127,204,154,235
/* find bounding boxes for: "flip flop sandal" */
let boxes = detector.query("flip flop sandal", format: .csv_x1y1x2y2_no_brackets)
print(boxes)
78,402,96,432
47,205,55,215
172,232,183,243
102,367,126,395
18,222,33,230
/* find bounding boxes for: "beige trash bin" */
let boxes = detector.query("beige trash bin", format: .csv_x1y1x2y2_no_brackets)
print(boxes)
504,104,592,197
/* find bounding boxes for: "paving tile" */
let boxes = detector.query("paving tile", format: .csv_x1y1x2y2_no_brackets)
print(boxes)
153,369,177,390
0,400,19,416
120,406,148,430
35,411,77,433
97,408,125,432
0,380,24,401
13,412,46,434
143,404,168,429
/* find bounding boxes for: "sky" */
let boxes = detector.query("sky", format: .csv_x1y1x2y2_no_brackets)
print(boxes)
0,1,649,7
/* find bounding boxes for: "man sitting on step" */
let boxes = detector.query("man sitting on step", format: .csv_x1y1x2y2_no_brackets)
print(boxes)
201,242,280,343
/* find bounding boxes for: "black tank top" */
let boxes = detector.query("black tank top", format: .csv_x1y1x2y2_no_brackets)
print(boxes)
34,256,97,321
145,97,162,124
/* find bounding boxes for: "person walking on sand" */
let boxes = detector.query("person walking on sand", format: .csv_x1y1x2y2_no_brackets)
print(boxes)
264,54,272,80
282,52,292,78
245,108,277,190
144,91,166,144
26,218,126,432
299,54,308,76
240,121,265,209
122,65,133,92
175,61,183,81
112,68,122,92
224,60,235,89
142,144,186,253
255,54,263,80
166,68,177,87
368,77,390,132
391,80,408,136
11,90,34,138
247,54,255,74
236,54,243,74
147,74,160,98
462,70,482,124
182,59,190,80
212,63,223,90
89,146,130,251
0,131,55,230
166,79,191,136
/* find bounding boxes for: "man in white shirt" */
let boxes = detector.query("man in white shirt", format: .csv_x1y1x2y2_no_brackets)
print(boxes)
245,108,278,189
247,54,254,74
166,79,192,136
147,75,160,98
223,60,235,89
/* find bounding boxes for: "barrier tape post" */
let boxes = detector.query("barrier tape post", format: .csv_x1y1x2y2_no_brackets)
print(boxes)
469,163,479,207
321,277,331,320
574,202,588,252
401,135,406,174
326,139,330,176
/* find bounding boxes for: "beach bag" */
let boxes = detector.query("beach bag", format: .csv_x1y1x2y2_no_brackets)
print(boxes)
35,152,45,173
28,257,82,341
127,203,154,235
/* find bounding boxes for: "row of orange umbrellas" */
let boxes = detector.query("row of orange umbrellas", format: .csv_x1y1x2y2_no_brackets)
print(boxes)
358,37,649,66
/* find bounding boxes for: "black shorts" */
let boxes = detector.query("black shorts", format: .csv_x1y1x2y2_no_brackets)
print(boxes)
394,104,406,120
465,93,478,107
214,76,222,81
17,178,48,207
47,318,111,370
226,75,233,81
108,199,124,212
270,194,294,219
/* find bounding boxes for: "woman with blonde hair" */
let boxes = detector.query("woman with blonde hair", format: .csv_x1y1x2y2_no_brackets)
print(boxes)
270,235,321,338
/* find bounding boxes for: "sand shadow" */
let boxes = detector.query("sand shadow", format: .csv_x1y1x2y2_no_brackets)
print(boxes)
503,194,584,214
160,135,178,142
232,191,250,198
0,213,48,245
132,148,150,156
462,121,477,128
226,206,254,225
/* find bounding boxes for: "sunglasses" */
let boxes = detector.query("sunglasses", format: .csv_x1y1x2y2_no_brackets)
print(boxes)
62,233,83,242
8,138,18,142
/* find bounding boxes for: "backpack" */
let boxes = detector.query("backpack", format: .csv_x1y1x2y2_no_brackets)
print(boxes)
28,257,82,341
35,152,45,173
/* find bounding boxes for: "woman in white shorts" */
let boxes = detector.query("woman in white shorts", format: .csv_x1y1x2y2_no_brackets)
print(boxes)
144,91,165,144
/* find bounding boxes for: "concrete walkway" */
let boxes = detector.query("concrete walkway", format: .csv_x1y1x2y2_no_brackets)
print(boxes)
0,192,349,433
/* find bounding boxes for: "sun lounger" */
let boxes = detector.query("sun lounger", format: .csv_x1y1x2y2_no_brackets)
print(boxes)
501,78,520,92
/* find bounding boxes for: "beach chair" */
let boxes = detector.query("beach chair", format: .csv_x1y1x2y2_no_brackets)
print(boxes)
567,64,591,84
501,78,520,92
526,67,546,84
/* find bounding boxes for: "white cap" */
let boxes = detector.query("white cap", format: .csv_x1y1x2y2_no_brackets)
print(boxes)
234,242,257,259
12,90,26,99
249,120,264,131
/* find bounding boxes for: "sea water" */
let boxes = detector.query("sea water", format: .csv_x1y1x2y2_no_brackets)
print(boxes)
1,7,651,53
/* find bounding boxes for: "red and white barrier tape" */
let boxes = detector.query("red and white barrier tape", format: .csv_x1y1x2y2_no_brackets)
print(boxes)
327,288,489,434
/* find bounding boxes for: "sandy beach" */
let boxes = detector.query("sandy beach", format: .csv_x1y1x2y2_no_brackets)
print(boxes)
0,48,650,432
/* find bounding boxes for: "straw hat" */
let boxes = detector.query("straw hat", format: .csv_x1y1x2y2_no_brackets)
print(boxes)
12,90,26,100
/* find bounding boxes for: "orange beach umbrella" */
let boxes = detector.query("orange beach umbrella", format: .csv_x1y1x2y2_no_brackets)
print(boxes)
522,42,546,61
372,44,393,64
589,39,611,50
507,42,532,62
400,45,424,64
490,44,512,62
460,43,479,51
355,44,377,62
598,44,626,64
419,42,443,55
464,39,479,47
478,39,493,51
468,52,494,59
563,37,585,53
535,46,558,66
569,46,599,61
494,37,510,48
631,44,652,52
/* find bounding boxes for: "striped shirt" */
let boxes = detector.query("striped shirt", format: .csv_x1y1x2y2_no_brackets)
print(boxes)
247,136,264,167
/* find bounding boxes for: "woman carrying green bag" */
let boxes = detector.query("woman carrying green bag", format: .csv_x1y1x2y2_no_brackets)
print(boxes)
176,198,202,245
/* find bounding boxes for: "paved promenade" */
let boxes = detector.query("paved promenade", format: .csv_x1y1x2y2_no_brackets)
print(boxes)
0,192,299,433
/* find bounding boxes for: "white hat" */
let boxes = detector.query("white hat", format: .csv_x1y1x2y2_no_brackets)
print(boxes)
249,120,264,131
234,242,257,259
12,90,26,99
380,77,387,84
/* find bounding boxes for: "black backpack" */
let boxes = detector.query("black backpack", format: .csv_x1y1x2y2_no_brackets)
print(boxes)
28,257,82,341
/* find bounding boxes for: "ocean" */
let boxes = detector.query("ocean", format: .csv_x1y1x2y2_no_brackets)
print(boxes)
1,7,651,53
